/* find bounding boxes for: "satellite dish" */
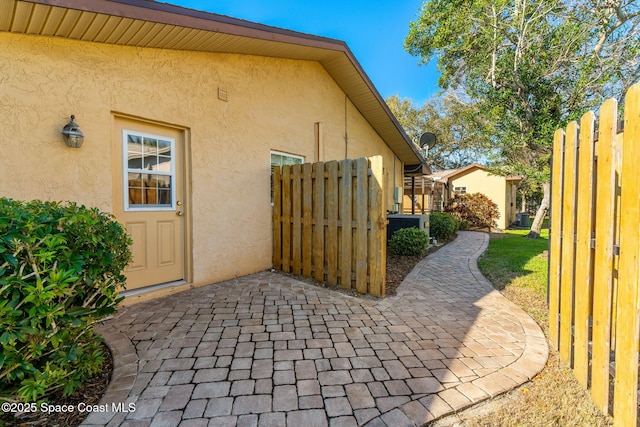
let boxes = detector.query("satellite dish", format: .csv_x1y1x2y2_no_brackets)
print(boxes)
419,132,437,149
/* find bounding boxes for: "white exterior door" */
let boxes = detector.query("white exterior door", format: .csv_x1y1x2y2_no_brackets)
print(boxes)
112,116,185,291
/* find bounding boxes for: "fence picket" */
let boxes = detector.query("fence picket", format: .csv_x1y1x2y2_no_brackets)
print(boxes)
573,111,596,388
340,159,353,289
590,98,618,414
326,161,339,286
281,165,292,274
355,158,368,294
302,163,313,277
549,129,565,349
292,165,302,275
559,121,579,363
369,156,385,297
313,162,325,283
272,166,282,270
611,130,623,368
613,83,640,427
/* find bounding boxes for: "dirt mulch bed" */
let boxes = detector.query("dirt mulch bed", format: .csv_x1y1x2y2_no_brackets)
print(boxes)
385,239,449,296
385,252,424,295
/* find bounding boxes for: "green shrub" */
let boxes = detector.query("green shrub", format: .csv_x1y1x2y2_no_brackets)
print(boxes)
388,227,429,256
458,220,469,230
429,212,458,241
445,193,500,229
0,198,132,402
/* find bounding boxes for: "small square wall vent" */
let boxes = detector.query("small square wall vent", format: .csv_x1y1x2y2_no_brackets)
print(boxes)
218,88,228,102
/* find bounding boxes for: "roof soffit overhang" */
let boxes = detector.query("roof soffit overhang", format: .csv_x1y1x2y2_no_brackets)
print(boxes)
2,0,424,165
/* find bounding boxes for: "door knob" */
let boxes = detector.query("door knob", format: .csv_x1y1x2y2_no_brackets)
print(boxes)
176,211,183,216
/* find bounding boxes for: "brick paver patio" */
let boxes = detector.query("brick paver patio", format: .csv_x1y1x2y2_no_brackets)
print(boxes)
83,231,548,427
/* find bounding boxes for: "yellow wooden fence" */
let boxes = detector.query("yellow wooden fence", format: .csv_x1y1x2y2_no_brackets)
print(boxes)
549,82,640,426
272,156,386,296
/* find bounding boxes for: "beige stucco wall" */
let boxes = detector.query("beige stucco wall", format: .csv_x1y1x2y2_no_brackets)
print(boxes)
450,168,516,229
0,32,403,293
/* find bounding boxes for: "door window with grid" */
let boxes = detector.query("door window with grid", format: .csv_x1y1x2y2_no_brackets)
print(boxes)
124,130,176,210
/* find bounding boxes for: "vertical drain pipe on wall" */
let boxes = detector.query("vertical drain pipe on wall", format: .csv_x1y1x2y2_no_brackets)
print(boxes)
344,95,348,159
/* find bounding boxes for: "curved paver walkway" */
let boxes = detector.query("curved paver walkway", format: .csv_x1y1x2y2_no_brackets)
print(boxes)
83,231,547,427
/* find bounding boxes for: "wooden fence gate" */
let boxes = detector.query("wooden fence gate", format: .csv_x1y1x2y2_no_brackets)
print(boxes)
272,156,386,297
549,82,640,426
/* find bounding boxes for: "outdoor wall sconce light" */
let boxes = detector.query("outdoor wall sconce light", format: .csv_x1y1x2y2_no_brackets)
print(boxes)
61,115,84,148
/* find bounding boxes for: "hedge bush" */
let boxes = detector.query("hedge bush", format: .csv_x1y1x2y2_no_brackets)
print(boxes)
389,227,430,256
429,212,458,241
445,193,500,229
0,198,132,402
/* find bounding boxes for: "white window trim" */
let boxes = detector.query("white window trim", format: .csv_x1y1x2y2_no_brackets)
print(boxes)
270,150,305,165
271,151,305,204
454,186,467,195
123,129,176,212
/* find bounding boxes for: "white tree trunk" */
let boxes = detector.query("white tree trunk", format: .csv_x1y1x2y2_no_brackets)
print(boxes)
527,182,550,238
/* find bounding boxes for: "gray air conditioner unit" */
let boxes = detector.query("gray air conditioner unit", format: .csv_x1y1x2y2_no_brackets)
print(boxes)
386,214,429,241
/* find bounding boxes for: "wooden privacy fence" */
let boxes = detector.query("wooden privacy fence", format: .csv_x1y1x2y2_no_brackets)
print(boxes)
272,156,386,297
549,82,640,426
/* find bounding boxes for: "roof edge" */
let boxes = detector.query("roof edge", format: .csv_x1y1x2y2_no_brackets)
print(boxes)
28,0,346,48
19,0,423,165
426,164,523,183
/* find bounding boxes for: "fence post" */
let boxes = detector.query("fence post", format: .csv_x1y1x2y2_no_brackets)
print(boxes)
613,82,640,427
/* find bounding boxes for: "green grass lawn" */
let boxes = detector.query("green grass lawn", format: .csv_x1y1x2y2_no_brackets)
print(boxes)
477,228,549,298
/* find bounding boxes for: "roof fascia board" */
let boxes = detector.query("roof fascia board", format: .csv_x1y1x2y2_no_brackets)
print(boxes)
26,0,345,49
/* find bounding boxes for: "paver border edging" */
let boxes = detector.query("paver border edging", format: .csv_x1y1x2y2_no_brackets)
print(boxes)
80,323,139,427
365,231,549,426
466,231,549,383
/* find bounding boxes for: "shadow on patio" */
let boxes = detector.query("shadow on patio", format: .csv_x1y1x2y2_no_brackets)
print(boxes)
85,230,547,427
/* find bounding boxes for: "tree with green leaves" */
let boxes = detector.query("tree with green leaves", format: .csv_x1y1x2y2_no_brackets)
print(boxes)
386,91,494,171
405,0,639,237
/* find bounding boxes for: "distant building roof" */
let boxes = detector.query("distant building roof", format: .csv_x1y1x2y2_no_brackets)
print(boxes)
426,164,522,183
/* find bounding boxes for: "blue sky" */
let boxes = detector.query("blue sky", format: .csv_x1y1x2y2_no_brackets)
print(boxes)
169,1,440,105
